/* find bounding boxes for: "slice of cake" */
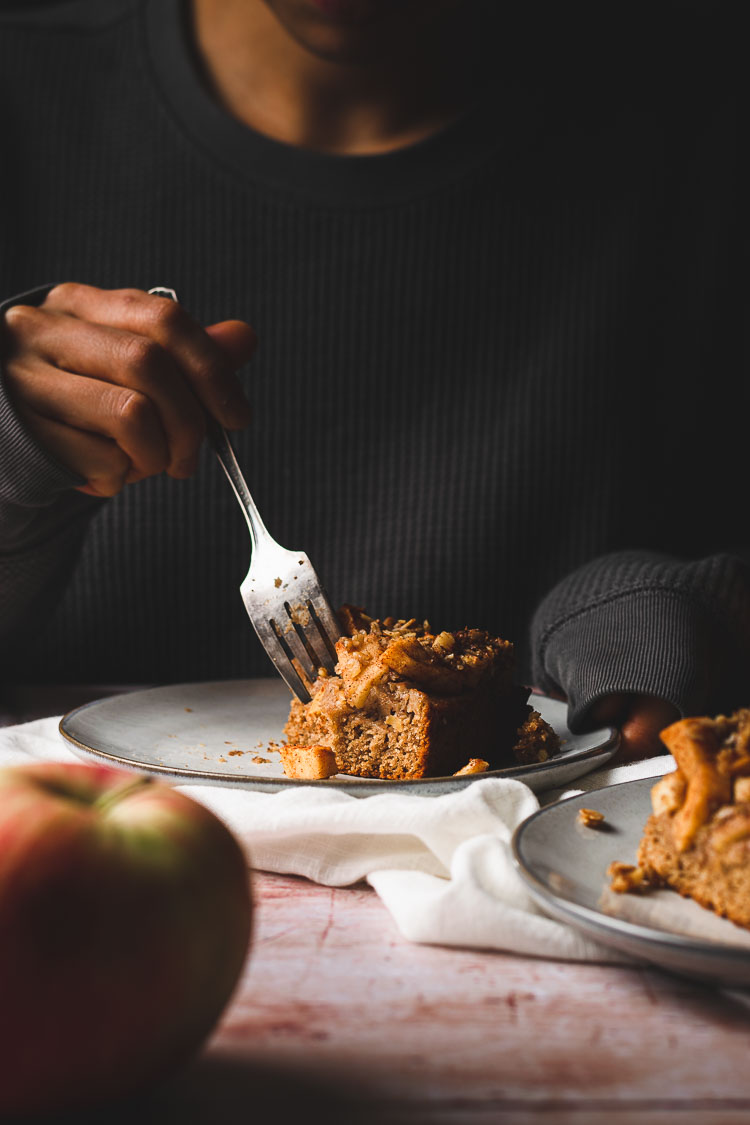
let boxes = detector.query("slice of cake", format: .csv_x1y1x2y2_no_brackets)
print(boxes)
610,710,750,929
282,605,559,780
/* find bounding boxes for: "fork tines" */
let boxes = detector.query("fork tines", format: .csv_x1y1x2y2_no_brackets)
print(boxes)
273,598,337,680
242,561,341,703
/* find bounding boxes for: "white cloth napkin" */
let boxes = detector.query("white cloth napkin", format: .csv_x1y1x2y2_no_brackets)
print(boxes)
0,716,674,964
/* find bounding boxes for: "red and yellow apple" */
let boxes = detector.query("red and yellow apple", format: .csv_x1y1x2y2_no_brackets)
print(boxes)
0,761,252,1116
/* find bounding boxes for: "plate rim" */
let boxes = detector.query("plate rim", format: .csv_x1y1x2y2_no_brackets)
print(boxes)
512,776,750,963
58,678,619,792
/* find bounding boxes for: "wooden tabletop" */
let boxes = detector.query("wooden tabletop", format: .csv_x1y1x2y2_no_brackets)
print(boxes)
128,870,750,1125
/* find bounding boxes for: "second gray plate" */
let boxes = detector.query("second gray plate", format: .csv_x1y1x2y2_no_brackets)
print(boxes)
59,678,617,796
513,777,750,987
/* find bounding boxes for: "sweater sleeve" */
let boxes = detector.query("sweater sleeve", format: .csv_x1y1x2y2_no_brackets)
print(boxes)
530,550,750,731
0,285,101,651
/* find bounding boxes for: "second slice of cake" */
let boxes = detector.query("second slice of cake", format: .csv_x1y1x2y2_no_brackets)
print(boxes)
610,709,750,930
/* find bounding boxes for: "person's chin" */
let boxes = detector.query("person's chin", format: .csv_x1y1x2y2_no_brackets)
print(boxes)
266,0,417,64
306,0,387,24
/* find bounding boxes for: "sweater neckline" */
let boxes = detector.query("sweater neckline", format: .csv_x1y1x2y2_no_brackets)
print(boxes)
142,0,516,207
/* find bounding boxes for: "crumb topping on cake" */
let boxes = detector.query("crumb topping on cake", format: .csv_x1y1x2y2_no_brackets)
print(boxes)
334,605,514,704
578,807,605,829
607,860,652,893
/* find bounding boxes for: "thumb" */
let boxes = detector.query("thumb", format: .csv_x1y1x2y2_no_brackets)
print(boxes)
589,694,679,764
206,319,258,369
618,696,680,762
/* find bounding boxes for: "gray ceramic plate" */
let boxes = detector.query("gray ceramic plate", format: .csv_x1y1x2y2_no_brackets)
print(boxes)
513,777,750,987
59,678,618,797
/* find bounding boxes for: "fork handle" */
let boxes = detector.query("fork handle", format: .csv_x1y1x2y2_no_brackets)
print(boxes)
147,287,269,551
208,421,270,550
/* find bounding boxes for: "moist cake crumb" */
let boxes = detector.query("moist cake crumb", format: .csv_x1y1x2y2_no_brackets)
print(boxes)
279,744,338,780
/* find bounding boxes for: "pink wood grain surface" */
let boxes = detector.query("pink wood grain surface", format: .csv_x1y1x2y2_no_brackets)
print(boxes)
130,870,750,1125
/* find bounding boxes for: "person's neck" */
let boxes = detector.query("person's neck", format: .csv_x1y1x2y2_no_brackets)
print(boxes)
190,0,483,155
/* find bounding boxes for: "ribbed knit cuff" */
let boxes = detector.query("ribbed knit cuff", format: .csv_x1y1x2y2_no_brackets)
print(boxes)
533,589,716,732
0,284,84,506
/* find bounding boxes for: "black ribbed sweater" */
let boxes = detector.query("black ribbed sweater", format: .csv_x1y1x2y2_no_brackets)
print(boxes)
0,0,748,730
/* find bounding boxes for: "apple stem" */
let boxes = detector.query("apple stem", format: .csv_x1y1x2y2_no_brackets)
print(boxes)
92,775,155,816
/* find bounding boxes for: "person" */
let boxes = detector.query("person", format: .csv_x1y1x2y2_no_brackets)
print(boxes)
0,0,746,761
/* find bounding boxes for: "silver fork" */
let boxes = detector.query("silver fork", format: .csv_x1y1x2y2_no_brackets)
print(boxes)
148,287,342,702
